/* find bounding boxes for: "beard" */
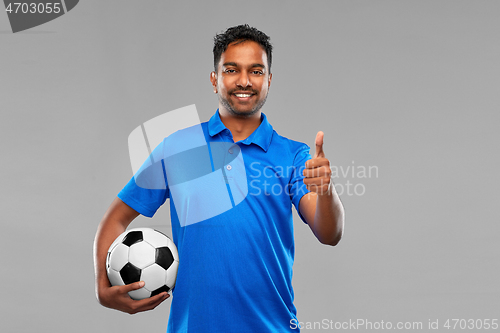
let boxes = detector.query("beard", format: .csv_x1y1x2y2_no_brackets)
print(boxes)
218,89,268,117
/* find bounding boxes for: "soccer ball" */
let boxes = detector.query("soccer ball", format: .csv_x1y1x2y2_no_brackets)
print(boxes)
106,227,179,300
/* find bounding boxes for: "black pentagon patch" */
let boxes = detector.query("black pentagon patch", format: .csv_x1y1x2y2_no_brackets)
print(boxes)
122,231,143,246
120,262,141,285
151,285,170,297
156,247,174,270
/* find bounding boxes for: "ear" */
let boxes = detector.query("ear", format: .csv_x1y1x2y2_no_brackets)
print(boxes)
210,71,218,93
268,72,272,89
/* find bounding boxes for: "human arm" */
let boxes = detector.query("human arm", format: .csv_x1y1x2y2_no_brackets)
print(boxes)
93,197,170,314
299,131,345,246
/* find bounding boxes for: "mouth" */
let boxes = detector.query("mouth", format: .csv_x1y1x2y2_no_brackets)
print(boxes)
232,91,256,102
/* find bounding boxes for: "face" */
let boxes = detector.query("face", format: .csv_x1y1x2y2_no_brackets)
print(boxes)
211,40,272,117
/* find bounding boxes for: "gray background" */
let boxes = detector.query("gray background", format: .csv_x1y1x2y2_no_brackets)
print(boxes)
1,1,499,332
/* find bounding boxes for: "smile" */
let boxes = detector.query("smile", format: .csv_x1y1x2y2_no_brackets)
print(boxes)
234,93,253,98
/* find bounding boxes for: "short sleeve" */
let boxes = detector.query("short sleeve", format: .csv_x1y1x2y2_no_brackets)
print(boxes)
290,144,312,224
117,140,170,218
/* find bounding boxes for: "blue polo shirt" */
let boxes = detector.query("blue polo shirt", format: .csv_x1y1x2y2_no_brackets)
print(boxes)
118,110,311,332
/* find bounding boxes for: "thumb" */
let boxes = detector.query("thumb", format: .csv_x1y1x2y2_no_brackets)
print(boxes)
314,131,325,158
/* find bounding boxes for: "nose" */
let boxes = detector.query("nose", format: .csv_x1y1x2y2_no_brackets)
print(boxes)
236,71,252,88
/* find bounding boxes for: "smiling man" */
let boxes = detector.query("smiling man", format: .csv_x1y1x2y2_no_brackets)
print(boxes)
94,24,344,332
212,38,270,117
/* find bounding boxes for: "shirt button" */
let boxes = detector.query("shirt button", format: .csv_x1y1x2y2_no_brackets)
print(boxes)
226,165,232,171
228,149,233,154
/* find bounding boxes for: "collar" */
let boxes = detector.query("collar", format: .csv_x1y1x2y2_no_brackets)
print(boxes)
208,109,273,152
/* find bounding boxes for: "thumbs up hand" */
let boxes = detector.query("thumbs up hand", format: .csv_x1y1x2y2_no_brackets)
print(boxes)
303,131,332,196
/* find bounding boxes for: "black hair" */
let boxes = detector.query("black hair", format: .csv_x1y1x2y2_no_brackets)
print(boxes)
213,24,273,72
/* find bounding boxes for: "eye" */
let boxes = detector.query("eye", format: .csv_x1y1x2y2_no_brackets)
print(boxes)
252,70,264,75
224,69,236,74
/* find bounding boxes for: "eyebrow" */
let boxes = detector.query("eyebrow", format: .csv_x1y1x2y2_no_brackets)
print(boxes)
222,62,266,69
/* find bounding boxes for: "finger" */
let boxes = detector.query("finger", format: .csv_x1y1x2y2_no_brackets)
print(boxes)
314,131,325,158
303,165,329,178
304,157,329,170
122,281,145,293
303,175,331,186
136,292,170,311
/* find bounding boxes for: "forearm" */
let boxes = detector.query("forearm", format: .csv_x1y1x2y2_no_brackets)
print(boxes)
93,218,126,298
313,187,344,246
300,184,345,246
93,197,139,302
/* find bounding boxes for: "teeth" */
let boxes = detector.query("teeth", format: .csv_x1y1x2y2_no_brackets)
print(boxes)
235,94,252,97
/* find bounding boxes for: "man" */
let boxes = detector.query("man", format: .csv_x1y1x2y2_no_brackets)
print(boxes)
94,24,344,332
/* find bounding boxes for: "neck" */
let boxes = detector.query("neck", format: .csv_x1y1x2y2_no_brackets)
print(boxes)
218,107,262,142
